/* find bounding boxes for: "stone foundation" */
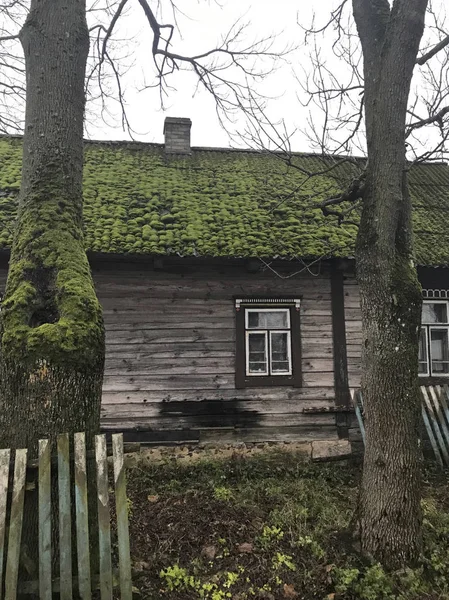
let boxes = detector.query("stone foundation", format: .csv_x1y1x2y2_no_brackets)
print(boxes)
124,439,352,467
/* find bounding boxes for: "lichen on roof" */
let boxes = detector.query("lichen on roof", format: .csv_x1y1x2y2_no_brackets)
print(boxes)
0,136,449,265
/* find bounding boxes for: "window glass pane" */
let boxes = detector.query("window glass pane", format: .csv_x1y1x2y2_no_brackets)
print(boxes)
247,333,268,374
422,302,448,324
247,310,289,329
270,332,290,373
247,311,260,328
418,328,428,374
430,328,449,374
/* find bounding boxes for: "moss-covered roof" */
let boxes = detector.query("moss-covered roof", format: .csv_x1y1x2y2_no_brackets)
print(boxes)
0,136,448,265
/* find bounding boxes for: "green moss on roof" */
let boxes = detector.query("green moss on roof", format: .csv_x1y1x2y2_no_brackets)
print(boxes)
1,136,449,265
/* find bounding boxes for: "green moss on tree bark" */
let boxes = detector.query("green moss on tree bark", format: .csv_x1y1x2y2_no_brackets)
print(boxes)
0,0,105,452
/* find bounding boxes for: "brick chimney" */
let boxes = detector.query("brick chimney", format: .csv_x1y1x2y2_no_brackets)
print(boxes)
163,117,192,154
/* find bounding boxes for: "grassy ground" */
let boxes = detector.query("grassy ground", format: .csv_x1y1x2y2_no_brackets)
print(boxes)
126,450,449,600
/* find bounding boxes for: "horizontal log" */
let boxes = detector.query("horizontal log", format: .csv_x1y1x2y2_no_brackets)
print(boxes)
101,386,336,404
104,341,333,360
104,356,334,375
101,398,335,416
100,412,336,430
105,327,333,345
105,318,236,331
103,313,333,330
199,425,339,443
102,304,332,319
99,423,338,443
106,329,234,344
101,371,335,392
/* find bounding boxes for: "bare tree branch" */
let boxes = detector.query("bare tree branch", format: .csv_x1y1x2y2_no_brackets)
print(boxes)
417,33,449,64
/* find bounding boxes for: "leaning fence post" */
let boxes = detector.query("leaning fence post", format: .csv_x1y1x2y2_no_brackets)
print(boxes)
112,433,132,600
4,448,27,600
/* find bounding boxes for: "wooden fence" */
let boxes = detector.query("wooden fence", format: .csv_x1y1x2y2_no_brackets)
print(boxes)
0,432,132,599
351,385,449,468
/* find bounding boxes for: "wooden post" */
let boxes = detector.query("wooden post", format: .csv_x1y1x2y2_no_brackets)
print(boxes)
4,448,27,600
95,434,113,600
74,432,92,600
39,438,52,599
58,433,73,600
112,434,132,600
0,449,11,595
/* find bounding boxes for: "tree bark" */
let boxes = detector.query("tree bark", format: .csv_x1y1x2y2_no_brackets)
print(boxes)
352,0,428,567
0,0,104,450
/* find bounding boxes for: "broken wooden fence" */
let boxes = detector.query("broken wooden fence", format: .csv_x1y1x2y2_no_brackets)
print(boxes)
0,432,132,599
351,385,449,468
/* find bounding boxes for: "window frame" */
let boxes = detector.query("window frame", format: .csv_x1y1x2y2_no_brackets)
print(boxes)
235,299,302,388
419,299,449,378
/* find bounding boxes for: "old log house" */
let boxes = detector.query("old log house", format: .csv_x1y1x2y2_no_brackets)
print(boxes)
0,117,448,445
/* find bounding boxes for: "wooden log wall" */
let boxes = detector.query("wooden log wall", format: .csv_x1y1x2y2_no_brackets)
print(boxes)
94,261,338,442
0,260,340,443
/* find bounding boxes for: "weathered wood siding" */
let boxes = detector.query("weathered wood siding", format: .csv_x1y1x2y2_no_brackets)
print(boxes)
343,274,362,389
94,261,337,441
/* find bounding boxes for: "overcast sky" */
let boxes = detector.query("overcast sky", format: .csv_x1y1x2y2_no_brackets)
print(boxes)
2,1,446,155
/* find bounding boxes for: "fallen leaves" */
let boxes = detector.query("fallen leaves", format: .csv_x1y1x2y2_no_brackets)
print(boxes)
283,583,298,598
201,544,217,560
237,542,254,554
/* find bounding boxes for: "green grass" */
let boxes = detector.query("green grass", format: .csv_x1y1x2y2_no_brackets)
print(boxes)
127,450,449,599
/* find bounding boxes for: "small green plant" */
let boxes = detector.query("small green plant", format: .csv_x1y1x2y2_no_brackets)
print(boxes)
333,566,360,595
272,552,297,572
257,525,285,549
334,564,396,600
213,486,233,501
160,564,240,599
160,564,198,592
353,563,395,600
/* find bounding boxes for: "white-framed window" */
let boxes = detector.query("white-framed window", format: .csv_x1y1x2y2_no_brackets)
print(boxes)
235,298,301,388
419,299,449,377
245,308,292,376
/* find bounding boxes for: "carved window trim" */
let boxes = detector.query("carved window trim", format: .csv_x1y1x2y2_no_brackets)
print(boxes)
235,298,302,388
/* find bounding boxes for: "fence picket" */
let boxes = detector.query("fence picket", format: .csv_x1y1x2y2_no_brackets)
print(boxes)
74,432,92,600
112,434,132,600
58,433,73,600
0,449,11,595
4,448,27,600
421,386,449,465
350,389,365,444
437,385,449,428
95,434,113,600
428,387,449,454
39,439,52,599
421,403,444,467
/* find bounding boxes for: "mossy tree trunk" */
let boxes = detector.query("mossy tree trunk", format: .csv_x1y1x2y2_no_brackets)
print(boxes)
352,0,427,567
0,0,104,450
